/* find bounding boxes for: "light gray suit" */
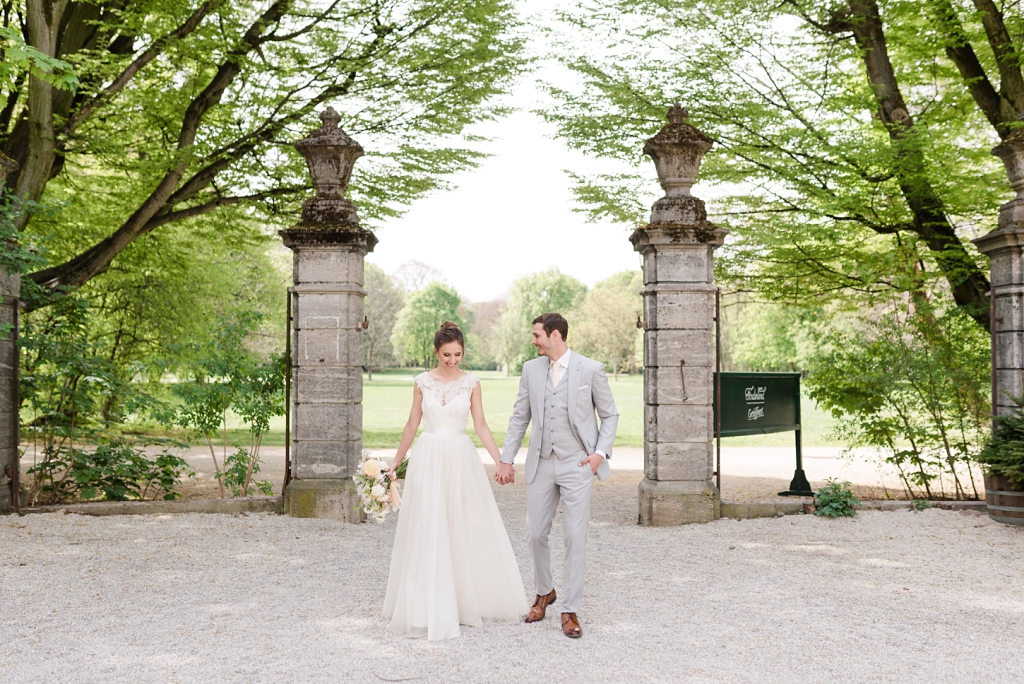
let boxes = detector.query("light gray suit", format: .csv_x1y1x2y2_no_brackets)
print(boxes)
501,351,618,614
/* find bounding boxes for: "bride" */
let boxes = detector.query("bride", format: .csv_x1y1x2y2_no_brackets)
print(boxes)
382,321,527,640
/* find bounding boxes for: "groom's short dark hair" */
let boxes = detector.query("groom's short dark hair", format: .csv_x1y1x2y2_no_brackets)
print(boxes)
533,312,568,342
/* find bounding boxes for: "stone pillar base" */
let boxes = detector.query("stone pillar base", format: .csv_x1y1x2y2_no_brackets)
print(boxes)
284,479,365,522
638,477,720,526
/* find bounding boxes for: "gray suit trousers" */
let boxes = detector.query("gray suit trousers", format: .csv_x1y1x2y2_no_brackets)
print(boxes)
527,452,592,614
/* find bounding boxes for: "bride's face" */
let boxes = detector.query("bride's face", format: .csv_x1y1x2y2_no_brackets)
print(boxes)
435,341,464,370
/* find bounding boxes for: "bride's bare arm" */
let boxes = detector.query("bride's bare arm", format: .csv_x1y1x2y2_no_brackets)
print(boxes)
390,384,424,477
470,383,503,465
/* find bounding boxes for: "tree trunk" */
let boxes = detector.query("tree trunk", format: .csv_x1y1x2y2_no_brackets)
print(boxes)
17,0,293,299
11,0,66,229
828,0,991,328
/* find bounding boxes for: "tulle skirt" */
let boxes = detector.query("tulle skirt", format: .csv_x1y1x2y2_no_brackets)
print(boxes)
382,431,528,641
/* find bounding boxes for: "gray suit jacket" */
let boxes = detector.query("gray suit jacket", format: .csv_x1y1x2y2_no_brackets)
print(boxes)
501,352,619,484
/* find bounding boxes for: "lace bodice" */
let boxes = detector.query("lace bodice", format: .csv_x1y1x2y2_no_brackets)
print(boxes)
415,372,478,436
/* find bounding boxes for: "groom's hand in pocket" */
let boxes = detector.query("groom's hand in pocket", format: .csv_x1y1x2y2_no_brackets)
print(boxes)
579,453,604,474
495,461,515,485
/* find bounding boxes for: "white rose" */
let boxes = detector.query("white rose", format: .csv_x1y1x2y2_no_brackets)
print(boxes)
370,484,386,499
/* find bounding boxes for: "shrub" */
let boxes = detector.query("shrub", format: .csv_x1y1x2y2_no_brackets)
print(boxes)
806,304,988,501
170,311,284,498
975,397,1024,489
814,478,861,518
26,440,194,503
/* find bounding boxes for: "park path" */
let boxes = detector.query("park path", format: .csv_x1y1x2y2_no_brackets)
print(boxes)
1,485,1021,683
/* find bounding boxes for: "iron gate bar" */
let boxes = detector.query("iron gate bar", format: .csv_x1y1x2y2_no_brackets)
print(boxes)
715,288,721,494
283,288,293,491
12,297,19,512
990,289,996,424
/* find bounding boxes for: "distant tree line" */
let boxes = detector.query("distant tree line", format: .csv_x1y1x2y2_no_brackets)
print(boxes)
363,262,643,377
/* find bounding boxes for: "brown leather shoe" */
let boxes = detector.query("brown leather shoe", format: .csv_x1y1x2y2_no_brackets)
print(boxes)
561,612,582,638
524,589,556,623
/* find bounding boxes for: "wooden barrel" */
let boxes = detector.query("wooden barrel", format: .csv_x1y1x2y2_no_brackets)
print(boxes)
985,473,1024,526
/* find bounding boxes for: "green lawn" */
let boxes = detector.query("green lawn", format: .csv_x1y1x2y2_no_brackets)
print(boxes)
165,369,837,449
361,369,836,449
361,369,644,448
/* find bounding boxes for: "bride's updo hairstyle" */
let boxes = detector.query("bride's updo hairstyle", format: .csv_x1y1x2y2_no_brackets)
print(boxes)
433,321,465,352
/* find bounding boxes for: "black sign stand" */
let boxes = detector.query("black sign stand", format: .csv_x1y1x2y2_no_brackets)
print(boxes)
713,371,815,498
777,415,814,497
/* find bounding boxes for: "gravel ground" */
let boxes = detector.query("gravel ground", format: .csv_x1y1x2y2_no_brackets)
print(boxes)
2,467,1022,683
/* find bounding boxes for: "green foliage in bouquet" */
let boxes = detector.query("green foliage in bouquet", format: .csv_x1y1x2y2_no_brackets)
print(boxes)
976,397,1024,489
814,478,861,518
393,457,409,481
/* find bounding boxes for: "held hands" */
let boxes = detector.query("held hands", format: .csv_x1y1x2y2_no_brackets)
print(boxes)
495,461,515,485
578,453,604,475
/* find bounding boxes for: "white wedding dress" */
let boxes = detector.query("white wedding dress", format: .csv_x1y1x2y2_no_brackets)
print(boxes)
382,372,528,640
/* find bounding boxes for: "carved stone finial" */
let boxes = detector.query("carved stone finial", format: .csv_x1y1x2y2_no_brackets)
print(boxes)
642,103,714,225
320,106,341,129
667,103,688,125
293,107,365,226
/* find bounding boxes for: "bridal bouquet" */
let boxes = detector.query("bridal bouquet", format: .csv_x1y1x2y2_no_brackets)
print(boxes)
353,451,407,523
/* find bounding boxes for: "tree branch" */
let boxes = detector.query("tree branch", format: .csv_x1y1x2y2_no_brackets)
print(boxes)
929,0,1013,135
27,0,293,294
144,187,304,231
808,0,991,326
972,0,1024,115
61,0,224,138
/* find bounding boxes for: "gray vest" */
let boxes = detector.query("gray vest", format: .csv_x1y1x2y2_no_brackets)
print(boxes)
540,369,586,460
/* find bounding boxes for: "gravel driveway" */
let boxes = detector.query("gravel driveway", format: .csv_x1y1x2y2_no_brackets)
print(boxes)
2,471,1022,683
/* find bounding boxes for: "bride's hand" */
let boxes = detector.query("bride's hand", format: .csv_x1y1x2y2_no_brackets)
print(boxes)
388,462,398,481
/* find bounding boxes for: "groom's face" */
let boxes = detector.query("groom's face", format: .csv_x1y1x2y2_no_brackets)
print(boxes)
531,323,557,358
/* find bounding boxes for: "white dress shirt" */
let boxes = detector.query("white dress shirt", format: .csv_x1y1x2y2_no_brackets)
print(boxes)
551,349,607,459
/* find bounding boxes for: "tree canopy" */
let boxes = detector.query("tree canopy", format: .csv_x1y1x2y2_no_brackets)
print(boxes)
1,0,525,305
543,0,1021,328
493,268,587,373
363,262,404,378
391,281,464,367
572,270,642,376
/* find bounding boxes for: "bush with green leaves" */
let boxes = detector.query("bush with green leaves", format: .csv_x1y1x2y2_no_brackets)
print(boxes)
26,440,193,503
976,397,1024,489
222,448,275,498
814,479,861,518
18,293,172,504
170,311,283,498
806,303,988,501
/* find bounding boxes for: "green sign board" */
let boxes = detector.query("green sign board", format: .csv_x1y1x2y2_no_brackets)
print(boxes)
713,372,801,437
713,371,812,496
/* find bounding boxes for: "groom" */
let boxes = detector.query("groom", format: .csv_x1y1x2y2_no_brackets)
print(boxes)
497,313,618,639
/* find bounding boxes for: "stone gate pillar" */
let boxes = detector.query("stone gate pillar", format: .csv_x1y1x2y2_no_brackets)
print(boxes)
0,152,19,512
281,108,376,521
631,104,727,526
976,125,1024,418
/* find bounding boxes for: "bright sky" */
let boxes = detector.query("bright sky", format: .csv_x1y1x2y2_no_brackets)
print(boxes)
366,99,652,303
366,4,661,303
